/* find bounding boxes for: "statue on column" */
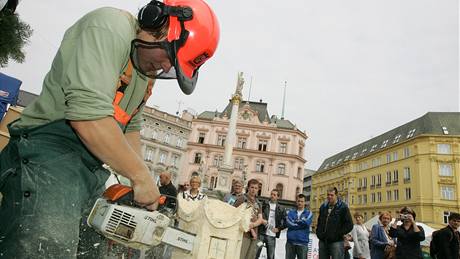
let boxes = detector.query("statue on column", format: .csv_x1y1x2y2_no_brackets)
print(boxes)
235,72,244,97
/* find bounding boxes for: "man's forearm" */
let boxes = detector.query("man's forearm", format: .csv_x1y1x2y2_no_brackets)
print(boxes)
125,130,143,158
70,117,150,184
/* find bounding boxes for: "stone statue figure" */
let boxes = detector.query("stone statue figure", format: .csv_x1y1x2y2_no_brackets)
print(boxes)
235,72,244,96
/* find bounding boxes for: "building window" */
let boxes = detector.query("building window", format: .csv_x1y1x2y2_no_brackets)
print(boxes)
358,195,362,205
171,154,179,167
393,152,398,161
144,148,154,162
280,143,287,153
152,130,158,140
404,167,411,182
176,138,183,148
297,167,302,178
381,140,389,148
234,157,244,170
363,195,367,204
198,132,205,144
377,174,382,187
363,177,367,188
442,126,449,135
377,192,382,202
439,163,453,176
258,140,268,151
403,147,410,158
256,161,265,172
370,144,378,152
406,129,416,138
437,144,452,154
217,135,226,146
386,153,391,163
393,134,401,144
371,193,376,203
393,170,399,183
159,152,167,164
194,153,202,164
441,186,455,200
299,146,303,156
371,175,376,187
237,137,247,149
386,171,392,185
386,190,392,201
164,133,170,144
276,183,284,198
393,189,399,200
352,152,358,159
444,211,452,224
277,163,286,175
213,155,223,167
405,188,411,200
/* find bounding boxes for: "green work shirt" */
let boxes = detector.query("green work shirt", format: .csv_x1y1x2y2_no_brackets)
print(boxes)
13,7,152,132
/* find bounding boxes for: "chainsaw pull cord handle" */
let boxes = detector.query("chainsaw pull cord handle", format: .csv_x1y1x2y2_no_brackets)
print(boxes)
103,184,155,210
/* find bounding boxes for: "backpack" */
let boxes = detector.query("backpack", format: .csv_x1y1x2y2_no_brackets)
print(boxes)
430,227,453,258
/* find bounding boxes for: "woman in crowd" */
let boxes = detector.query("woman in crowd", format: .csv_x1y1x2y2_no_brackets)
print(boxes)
351,212,370,259
370,211,394,259
389,207,425,259
181,175,206,201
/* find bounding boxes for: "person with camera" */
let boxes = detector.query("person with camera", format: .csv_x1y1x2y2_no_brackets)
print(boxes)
389,206,425,259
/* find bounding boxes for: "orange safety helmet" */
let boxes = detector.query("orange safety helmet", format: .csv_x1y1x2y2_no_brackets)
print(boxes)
135,0,220,95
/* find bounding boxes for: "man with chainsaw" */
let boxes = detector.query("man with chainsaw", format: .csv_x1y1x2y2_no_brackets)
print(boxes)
0,0,219,258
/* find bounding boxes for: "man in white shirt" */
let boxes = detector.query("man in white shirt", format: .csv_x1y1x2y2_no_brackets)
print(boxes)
256,189,285,259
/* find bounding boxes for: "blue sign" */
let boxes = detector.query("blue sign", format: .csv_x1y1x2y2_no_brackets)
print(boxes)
0,72,22,121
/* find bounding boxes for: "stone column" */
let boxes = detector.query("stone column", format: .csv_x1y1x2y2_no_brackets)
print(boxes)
215,72,244,193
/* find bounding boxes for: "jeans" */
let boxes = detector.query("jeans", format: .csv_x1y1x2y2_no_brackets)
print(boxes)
255,234,276,259
285,242,308,259
0,120,110,258
319,240,344,259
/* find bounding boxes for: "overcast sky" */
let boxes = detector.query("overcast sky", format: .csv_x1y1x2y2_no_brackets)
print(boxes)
2,0,459,170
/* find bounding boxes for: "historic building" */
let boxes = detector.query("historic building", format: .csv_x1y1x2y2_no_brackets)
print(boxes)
182,100,307,201
311,112,460,228
140,106,193,185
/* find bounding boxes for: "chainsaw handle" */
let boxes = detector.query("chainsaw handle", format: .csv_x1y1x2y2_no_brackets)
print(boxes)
103,184,170,210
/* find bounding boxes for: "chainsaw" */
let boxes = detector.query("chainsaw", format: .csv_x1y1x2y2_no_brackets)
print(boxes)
87,184,195,253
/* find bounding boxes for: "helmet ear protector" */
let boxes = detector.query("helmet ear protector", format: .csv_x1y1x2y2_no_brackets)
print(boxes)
138,1,192,32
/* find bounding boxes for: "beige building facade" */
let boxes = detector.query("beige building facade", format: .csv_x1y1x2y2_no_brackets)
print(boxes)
312,112,460,229
182,100,307,201
140,106,193,185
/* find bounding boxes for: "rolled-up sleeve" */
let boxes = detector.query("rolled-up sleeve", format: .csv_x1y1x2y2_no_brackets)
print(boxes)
61,26,126,121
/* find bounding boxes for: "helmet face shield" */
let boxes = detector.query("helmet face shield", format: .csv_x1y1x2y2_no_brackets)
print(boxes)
130,39,175,79
130,38,197,94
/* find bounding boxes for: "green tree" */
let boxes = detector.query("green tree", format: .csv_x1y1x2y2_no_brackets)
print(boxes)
0,10,33,67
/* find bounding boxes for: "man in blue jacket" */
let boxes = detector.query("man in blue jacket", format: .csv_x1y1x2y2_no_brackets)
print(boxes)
285,193,313,259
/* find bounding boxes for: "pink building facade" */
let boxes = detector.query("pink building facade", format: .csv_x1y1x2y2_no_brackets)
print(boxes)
181,101,307,201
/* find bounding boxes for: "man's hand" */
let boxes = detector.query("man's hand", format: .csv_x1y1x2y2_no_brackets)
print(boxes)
272,227,280,233
132,175,160,207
